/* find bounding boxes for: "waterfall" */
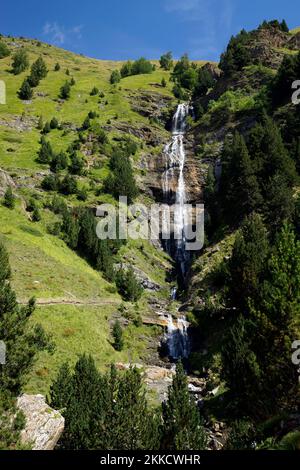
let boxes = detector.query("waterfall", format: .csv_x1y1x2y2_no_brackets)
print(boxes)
162,104,191,361
165,314,190,360
162,103,190,277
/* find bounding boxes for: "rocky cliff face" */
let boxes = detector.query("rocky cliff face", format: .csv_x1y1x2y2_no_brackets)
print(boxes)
17,394,64,450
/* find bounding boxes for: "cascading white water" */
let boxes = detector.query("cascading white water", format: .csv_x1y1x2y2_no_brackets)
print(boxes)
165,314,190,360
162,103,190,276
162,104,191,360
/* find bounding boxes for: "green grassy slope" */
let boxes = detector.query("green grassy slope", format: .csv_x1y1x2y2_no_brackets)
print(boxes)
0,36,175,394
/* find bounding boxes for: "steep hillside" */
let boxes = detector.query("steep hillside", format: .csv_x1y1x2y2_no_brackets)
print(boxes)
0,35,179,394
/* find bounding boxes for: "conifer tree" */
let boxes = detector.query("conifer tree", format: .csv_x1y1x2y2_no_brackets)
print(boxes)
113,367,160,450
59,355,104,450
69,152,85,175
161,362,207,450
11,49,29,75
60,81,71,100
18,78,33,100
110,70,121,84
229,213,269,310
28,56,48,86
220,133,262,223
281,19,289,33
49,362,73,410
160,52,173,70
61,211,79,249
112,320,123,351
38,136,53,164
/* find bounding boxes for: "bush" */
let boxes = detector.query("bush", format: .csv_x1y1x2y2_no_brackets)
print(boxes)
32,206,41,222
90,86,99,96
69,152,85,175
0,41,10,58
3,187,15,209
50,152,68,172
54,62,60,71
50,117,59,129
41,174,59,191
59,175,78,195
120,58,154,78
42,121,51,134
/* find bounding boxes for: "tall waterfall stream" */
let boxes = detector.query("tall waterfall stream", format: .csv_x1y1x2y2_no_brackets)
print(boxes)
162,104,191,361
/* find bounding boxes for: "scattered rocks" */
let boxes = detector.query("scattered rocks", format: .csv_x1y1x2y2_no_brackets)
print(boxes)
0,168,16,196
17,394,64,450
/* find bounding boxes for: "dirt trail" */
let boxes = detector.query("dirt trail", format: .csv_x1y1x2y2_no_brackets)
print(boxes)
18,298,120,307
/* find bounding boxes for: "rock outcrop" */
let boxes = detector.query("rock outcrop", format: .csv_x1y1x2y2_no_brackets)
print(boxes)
0,168,16,196
17,394,64,450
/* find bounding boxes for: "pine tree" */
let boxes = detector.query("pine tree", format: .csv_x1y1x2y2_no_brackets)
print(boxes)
161,362,207,450
82,116,90,130
38,136,53,164
221,316,262,415
104,149,138,203
37,115,43,130
112,367,160,450
28,56,48,86
229,213,269,310
59,355,104,450
11,49,29,75
60,175,78,195
42,121,51,134
160,52,173,71
49,362,72,410
54,62,60,71
281,19,289,33
110,70,121,84
60,81,71,100
69,152,85,175
116,267,143,302
18,79,33,100
112,320,124,351
220,133,262,223
50,151,68,173
3,187,15,209
249,225,300,412
161,77,167,87
264,173,295,235
61,210,79,249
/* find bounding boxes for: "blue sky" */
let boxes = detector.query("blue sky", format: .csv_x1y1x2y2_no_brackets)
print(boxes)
1,0,299,61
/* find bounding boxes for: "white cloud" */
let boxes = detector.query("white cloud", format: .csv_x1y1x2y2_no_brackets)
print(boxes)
164,0,203,13
164,0,234,60
42,22,83,45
